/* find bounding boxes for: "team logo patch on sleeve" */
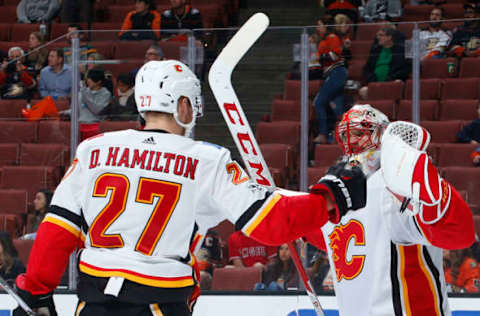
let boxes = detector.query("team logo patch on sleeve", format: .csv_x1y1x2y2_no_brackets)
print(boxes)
226,162,249,185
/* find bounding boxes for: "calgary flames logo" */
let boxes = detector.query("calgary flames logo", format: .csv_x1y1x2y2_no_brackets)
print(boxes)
328,219,366,282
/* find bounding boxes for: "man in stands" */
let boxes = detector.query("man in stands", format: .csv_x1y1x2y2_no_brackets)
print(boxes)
38,48,74,99
0,47,36,99
12,60,367,315
419,6,451,61
160,0,203,42
228,230,277,268
448,3,480,58
119,0,161,41
63,24,97,65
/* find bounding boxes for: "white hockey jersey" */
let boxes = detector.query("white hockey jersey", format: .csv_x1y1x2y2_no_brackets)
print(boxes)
321,170,450,316
49,129,272,288
419,29,451,57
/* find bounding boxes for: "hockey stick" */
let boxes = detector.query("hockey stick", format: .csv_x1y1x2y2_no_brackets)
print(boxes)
208,13,325,316
0,275,36,316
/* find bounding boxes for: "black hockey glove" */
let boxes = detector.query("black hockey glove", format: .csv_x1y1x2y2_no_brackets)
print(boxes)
13,285,57,316
310,162,367,224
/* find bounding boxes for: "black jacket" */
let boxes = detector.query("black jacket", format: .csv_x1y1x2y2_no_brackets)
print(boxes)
457,119,480,143
363,41,410,83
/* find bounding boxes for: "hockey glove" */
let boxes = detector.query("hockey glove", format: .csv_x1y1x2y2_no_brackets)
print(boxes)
310,162,367,224
13,276,57,316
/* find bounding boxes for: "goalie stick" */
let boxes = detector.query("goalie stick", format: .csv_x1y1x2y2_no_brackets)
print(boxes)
208,13,325,316
0,275,36,316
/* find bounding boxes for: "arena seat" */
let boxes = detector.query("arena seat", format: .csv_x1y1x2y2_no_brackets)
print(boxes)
99,120,140,133
474,215,480,236
367,81,404,100
441,4,464,19
442,167,480,207
211,266,262,291
106,5,134,23
211,220,234,246
106,60,143,77
38,120,70,145
114,40,153,59
89,23,123,41
459,58,480,78
350,41,372,60
435,143,478,167
347,59,365,82
0,143,19,167
90,41,116,59
314,144,342,168
0,41,28,54
421,120,463,143
439,100,478,121
397,100,438,121
404,79,441,100
255,121,301,153
396,23,414,38
0,24,11,41
1,166,58,200
260,143,295,183
11,24,41,42
0,121,37,143
271,99,302,122
283,80,323,100
365,100,396,121
421,58,457,79
49,23,87,40
355,24,382,41
0,189,27,214
308,167,328,186
402,4,434,21
3,0,20,5
20,143,69,167
13,239,34,267
441,78,480,100
0,214,21,238
0,6,18,23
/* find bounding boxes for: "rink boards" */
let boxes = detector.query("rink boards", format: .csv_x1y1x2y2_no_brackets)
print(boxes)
1,293,480,315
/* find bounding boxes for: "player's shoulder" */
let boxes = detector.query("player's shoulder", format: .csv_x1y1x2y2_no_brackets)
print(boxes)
76,130,132,152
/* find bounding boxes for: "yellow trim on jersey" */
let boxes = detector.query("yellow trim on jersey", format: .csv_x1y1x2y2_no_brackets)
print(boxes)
75,301,86,316
150,303,164,316
398,246,412,316
43,215,86,242
244,193,282,236
417,245,441,316
79,263,195,288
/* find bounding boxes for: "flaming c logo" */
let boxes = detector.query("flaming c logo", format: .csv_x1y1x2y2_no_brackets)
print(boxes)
328,219,366,282
174,64,183,72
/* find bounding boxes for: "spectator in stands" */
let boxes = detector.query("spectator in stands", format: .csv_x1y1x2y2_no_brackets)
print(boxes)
448,4,480,58
471,147,480,166
161,0,204,42
196,230,223,290
227,230,276,268
24,31,49,78
445,248,480,293
17,0,60,24
83,52,114,95
119,0,161,41
22,189,53,240
131,44,165,77
0,47,36,99
100,73,137,120
312,17,348,144
420,6,451,61
0,232,25,286
359,27,410,100
311,250,333,293
254,243,299,291
321,0,361,24
63,24,97,65
457,102,480,144
334,14,353,67
39,48,74,99
361,0,402,22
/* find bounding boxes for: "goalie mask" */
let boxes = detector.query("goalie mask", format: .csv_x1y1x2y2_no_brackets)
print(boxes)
335,104,389,176
135,60,203,136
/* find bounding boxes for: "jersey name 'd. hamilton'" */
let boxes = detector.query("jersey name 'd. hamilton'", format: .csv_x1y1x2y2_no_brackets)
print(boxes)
88,146,199,180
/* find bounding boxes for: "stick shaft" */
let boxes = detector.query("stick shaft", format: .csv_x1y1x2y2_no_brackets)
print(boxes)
0,275,36,316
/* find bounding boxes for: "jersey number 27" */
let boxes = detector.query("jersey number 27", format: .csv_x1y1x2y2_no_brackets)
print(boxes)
89,173,181,256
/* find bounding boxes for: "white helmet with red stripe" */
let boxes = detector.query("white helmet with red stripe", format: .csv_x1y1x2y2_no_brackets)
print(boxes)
135,60,203,134
335,104,390,176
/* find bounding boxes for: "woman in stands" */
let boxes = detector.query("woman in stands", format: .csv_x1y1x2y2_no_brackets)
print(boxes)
312,17,348,144
254,243,299,291
0,232,25,286
24,31,49,78
22,189,53,240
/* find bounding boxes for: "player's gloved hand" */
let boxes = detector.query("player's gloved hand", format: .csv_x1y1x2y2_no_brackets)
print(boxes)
13,275,57,316
310,161,367,224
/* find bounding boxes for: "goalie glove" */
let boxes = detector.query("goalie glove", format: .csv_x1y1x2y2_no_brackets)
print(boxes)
381,121,451,224
310,162,367,224
13,274,57,316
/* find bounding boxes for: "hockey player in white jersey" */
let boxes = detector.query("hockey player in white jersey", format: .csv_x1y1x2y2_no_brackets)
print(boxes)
12,60,368,316
305,104,475,316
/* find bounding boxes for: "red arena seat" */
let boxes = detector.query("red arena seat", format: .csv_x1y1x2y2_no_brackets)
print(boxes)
421,58,457,79
10,24,42,42
0,24,11,41
0,189,27,214
255,121,301,153
211,266,262,290
355,24,382,41
308,167,328,186
0,143,18,167
442,167,480,207
13,239,34,266
404,79,441,100
19,143,69,167
38,120,71,145
314,144,343,168
367,81,404,100
283,80,323,100
421,120,463,143
260,143,295,182
365,100,396,121
435,143,479,167
350,41,372,60
0,166,58,200
459,58,480,78
0,121,37,143
271,99,301,122
114,40,153,59
397,100,438,121
439,100,478,121
441,78,480,100
0,214,21,238
347,59,365,82
0,6,18,23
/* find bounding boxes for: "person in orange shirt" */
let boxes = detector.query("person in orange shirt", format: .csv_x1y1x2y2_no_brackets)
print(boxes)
444,248,480,293
312,17,348,144
119,0,161,41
